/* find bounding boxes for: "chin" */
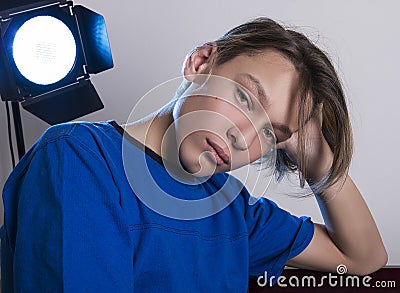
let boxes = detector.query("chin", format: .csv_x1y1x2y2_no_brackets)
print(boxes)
178,152,200,174
179,154,217,178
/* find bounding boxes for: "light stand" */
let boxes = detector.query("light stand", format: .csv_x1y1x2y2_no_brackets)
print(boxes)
11,101,25,160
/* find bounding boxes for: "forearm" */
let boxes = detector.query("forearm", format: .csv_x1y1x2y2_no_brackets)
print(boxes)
313,172,387,274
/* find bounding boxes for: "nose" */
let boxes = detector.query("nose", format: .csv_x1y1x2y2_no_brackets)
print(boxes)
227,123,259,151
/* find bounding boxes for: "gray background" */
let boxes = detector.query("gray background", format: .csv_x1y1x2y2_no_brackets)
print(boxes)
0,0,398,265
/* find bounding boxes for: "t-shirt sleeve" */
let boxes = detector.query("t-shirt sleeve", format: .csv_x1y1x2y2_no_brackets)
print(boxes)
1,124,133,292
245,194,314,283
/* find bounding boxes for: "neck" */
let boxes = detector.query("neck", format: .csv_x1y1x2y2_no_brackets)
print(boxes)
123,101,198,182
123,101,174,155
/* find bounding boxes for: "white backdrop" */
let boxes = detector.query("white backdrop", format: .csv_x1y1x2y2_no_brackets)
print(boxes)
0,0,399,265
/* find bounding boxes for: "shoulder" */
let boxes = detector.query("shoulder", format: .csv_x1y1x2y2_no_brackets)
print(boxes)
214,171,275,209
29,120,122,163
221,172,309,229
5,121,119,185
211,171,280,218
37,120,117,148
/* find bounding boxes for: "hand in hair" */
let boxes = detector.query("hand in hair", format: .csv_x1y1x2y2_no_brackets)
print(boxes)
276,103,333,186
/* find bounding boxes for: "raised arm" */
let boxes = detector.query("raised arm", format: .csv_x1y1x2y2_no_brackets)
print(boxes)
277,104,387,275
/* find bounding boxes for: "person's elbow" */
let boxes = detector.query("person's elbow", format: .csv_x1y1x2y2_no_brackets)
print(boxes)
351,245,388,276
365,246,388,275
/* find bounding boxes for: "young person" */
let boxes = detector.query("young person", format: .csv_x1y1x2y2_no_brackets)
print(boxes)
1,17,387,292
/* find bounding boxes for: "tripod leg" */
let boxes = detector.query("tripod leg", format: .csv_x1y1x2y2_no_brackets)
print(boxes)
11,101,25,160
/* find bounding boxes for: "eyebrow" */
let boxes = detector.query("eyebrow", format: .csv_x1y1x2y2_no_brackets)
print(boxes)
236,73,269,107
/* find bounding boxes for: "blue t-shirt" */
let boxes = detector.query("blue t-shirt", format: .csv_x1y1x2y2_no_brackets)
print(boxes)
1,120,314,292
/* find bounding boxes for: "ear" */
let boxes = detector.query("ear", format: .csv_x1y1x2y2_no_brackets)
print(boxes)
183,42,217,82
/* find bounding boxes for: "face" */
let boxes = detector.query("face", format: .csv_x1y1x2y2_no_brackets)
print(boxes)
173,50,300,177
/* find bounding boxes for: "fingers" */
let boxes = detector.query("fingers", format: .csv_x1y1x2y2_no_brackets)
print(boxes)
275,131,298,150
276,141,286,150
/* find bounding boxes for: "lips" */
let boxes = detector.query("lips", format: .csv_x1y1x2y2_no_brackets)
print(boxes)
206,138,230,165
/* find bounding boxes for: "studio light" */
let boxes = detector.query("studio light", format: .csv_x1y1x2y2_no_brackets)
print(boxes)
0,0,113,160
12,15,77,86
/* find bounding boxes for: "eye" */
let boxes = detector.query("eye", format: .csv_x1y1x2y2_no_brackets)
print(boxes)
262,127,276,143
236,87,251,110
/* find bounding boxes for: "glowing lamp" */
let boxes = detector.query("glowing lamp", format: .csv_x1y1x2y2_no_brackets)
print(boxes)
12,15,77,86
0,0,113,125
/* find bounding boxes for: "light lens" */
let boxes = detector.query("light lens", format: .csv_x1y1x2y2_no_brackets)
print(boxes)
12,15,77,85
